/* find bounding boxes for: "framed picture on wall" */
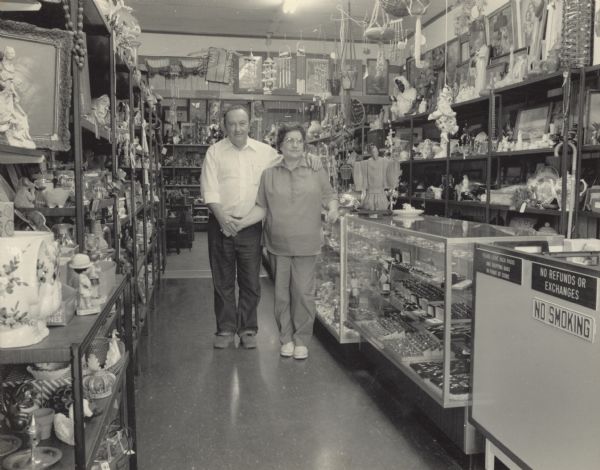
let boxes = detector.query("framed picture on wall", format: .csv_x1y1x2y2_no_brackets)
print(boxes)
468,18,487,55
189,99,207,124
365,59,389,95
486,3,517,57
584,90,600,144
594,0,600,64
459,33,470,61
208,100,221,124
0,19,73,151
406,56,416,84
233,52,263,94
516,0,547,64
446,38,460,84
514,104,550,141
486,62,508,87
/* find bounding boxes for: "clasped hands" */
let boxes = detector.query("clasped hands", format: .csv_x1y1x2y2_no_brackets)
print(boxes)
219,215,243,237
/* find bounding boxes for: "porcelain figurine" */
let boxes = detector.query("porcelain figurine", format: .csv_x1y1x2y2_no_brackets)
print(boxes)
474,45,490,96
14,177,35,209
0,46,36,149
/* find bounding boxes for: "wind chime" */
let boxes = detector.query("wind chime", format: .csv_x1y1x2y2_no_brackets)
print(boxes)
262,57,276,94
276,43,293,91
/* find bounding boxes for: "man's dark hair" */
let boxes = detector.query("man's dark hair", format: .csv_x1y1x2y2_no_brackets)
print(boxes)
223,104,250,123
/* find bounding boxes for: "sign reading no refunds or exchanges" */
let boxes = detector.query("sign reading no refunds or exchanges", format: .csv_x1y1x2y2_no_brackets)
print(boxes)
533,298,596,343
475,249,522,284
531,263,598,310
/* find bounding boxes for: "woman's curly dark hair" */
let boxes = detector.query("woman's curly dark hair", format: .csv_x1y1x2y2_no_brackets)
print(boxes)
276,123,306,152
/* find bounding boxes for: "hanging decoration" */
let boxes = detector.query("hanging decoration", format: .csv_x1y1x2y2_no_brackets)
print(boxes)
262,57,276,94
364,1,395,77
376,1,429,68
428,85,458,159
61,0,86,69
276,45,293,90
560,0,593,68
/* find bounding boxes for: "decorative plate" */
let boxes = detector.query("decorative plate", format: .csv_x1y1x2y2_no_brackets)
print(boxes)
2,447,62,470
0,435,21,459
392,209,424,217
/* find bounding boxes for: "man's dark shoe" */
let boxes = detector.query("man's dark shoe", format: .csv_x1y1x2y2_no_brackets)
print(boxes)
239,332,257,349
214,333,234,349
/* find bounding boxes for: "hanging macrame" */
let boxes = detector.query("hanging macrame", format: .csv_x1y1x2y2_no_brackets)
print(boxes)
364,1,395,79
378,0,429,68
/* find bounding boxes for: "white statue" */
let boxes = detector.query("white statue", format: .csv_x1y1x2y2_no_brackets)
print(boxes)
0,46,36,149
474,45,490,96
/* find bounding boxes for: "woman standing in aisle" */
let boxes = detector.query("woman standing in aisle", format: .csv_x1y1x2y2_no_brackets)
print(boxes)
235,123,339,359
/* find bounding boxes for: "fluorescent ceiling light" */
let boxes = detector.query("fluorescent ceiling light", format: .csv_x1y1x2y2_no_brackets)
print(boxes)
283,0,300,14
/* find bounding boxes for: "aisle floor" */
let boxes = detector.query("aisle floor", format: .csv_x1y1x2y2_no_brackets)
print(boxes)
135,238,479,470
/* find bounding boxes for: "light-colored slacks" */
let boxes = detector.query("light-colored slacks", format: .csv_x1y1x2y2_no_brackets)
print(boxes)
268,251,317,347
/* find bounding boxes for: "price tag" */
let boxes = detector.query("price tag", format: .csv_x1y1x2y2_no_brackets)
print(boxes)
519,202,527,213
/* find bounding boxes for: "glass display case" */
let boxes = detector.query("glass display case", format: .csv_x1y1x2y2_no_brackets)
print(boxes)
315,217,360,343
326,214,561,409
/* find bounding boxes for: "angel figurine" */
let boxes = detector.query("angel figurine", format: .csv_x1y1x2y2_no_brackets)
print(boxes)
0,46,36,149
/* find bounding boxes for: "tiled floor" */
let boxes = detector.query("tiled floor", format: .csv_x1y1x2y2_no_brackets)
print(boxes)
135,235,485,470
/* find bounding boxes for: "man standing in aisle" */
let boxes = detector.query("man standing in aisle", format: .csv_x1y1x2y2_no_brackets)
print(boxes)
201,105,320,349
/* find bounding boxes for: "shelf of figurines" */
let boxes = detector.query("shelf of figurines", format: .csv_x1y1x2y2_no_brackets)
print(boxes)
0,353,131,470
407,197,563,217
0,272,127,364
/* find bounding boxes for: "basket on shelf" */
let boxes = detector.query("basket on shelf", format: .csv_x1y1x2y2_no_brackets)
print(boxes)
85,337,127,378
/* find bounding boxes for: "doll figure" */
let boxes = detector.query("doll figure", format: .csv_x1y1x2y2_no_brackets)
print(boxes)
77,271,94,311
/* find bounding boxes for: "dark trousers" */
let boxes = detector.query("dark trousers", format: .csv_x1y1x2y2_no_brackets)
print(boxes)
207,216,262,335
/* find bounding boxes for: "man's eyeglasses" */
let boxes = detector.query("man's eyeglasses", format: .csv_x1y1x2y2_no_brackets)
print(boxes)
283,137,304,145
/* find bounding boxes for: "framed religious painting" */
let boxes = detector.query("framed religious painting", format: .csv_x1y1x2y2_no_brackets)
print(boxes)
431,44,445,70
459,33,471,62
405,56,417,85
468,18,487,56
515,0,547,64
0,19,73,151
486,3,517,57
584,90,600,144
365,59,389,95
233,52,263,94
456,60,472,88
189,99,207,124
542,0,562,60
446,38,460,85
